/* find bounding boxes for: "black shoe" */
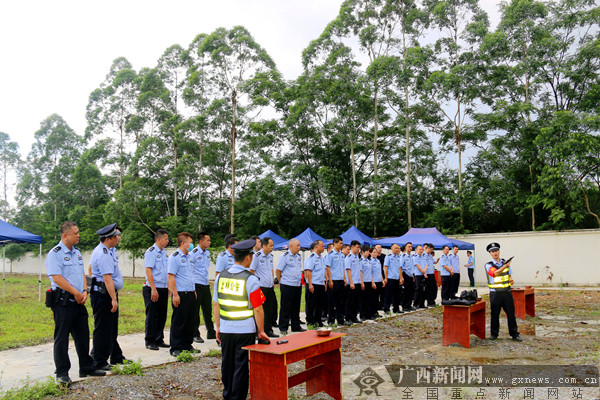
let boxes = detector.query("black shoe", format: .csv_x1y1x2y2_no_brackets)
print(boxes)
344,320,353,326
512,335,523,342
146,343,159,351
157,342,170,348
489,335,498,341
111,358,131,365
57,375,72,386
98,364,112,371
187,347,201,354
79,369,107,378
170,349,182,357
266,331,280,338
299,320,306,325
292,327,307,332
206,332,217,340
193,336,204,343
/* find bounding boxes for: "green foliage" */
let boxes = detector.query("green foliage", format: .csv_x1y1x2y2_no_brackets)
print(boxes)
0,376,68,400
176,350,196,362
205,348,222,357
111,359,144,375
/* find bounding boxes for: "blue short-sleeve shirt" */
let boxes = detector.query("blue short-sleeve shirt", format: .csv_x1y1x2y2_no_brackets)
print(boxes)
190,246,211,285
250,249,274,288
384,253,402,280
439,254,452,276
276,250,302,286
91,242,123,291
46,241,85,292
361,257,373,282
371,258,383,282
345,253,362,285
402,253,414,276
215,250,234,275
144,245,169,288
325,249,345,281
449,254,460,273
412,253,424,276
168,250,194,292
304,253,325,285
467,255,475,269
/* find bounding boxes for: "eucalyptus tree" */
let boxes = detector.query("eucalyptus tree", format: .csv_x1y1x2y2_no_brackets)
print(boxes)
0,132,20,219
197,26,278,234
85,57,138,189
423,0,489,227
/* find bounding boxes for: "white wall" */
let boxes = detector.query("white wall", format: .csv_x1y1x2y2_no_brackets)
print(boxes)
4,229,600,286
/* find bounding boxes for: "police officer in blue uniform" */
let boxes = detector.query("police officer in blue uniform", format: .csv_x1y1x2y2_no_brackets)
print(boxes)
90,223,127,370
412,245,428,309
325,236,346,325
401,242,416,312
190,231,216,343
485,242,522,341
213,239,269,400
249,236,278,337
143,229,170,350
439,245,453,301
344,241,363,325
276,238,306,334
168,232,198,356
383,244,404,315
424,243,438,307
304,240,326,327
449,245,461,297
359,244,375,321
215,237,237,276
46,222,105,385
370,246,384,318
465,250,475,287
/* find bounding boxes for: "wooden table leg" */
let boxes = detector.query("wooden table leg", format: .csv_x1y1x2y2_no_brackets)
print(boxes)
471,305,486,340
443,306,470,348
525,293,535,317
305,348,342,400
512,291,526,320
249,351,288,400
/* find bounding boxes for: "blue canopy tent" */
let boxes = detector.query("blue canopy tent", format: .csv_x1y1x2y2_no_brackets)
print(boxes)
376,227,474,250
274,228,328,250
339,225,375,245
258,230,288,247
0,220,43,300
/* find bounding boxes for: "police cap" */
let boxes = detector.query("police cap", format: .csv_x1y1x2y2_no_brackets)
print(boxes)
97,223,119,238
486,242,500,252
231,239,255,255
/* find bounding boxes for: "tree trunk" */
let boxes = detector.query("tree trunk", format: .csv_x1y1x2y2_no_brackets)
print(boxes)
119,123,124,190
373,88,379,236
132,254,136,278
350,131,358,227
174,142,178,218
3,159,7,220
529,164,536,230
198,128,204,231
405,85,412,229
230,90,237,234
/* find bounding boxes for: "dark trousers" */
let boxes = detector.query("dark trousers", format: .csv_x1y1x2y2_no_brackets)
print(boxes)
384,278,401,312
360,285,374,320
193,283,215,338
91,291,124,368
441,275,452,300
490,290,519,338
52,301,95,377
170,291,196,352
426,274,438,305
261,286,278,333
452,273,461,295
468,269,475,287
413,275,427,308
221,333,255,400
345,284,360,321
305,283,325,326
279,284,302,331
373,281,384,314
327,280,346,324
402,273,415,309
143,286,168,346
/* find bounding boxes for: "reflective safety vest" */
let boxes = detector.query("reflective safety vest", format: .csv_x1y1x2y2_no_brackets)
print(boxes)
486,262,511,292
217,269,254,320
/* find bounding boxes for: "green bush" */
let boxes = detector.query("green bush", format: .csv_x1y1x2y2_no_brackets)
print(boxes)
205,348,221,357
176,350,196,362
110,359,144,376
0,376,68,400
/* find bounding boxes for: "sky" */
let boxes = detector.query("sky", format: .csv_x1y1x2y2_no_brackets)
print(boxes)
0,0,502,202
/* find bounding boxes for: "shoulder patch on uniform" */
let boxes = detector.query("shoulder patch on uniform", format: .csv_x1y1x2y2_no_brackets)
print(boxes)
173,251,180,257
53,246,61,252
149,246,155,252
73,246,79,251
309,253,315,258
220,251,226,256
192,248,198,253
103,247,108,254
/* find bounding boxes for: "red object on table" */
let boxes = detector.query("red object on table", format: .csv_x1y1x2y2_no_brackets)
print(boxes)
243,330,345,400
442,300,486,348
511,287,535,320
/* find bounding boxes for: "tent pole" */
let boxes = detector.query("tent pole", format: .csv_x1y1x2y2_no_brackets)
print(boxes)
2,246,5,299
38,243,42,302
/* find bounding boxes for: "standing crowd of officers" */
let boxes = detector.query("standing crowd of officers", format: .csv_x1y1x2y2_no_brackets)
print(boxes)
44,222,480,397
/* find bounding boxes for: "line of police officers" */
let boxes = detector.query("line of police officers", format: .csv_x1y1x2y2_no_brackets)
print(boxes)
46,222,518,396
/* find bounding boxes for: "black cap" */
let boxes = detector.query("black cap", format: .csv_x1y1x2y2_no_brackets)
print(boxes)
231,239,256,255
486,242,500,252
97,223,119,238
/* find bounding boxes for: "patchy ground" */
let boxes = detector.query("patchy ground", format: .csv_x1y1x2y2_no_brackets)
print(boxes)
46,290,600,399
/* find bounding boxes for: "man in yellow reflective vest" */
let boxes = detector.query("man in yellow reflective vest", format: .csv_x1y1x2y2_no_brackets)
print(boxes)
484,242,522,342
213,238,269,400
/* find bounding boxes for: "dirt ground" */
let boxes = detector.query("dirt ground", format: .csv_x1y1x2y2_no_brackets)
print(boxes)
46,290,600,399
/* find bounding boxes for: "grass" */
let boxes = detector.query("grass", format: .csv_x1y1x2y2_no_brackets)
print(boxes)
111,359,144,376
0,273,304,351
176,350,197,362
0,376,68,400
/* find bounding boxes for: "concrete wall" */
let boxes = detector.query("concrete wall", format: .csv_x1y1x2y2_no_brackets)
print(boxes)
4,229,600,286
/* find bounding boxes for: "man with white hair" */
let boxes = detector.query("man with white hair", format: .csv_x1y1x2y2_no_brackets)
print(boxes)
276,239,306,334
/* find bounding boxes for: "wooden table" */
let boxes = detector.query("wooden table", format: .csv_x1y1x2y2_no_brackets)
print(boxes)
512,287,535,320
442,300,486,348
243,330,345,400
